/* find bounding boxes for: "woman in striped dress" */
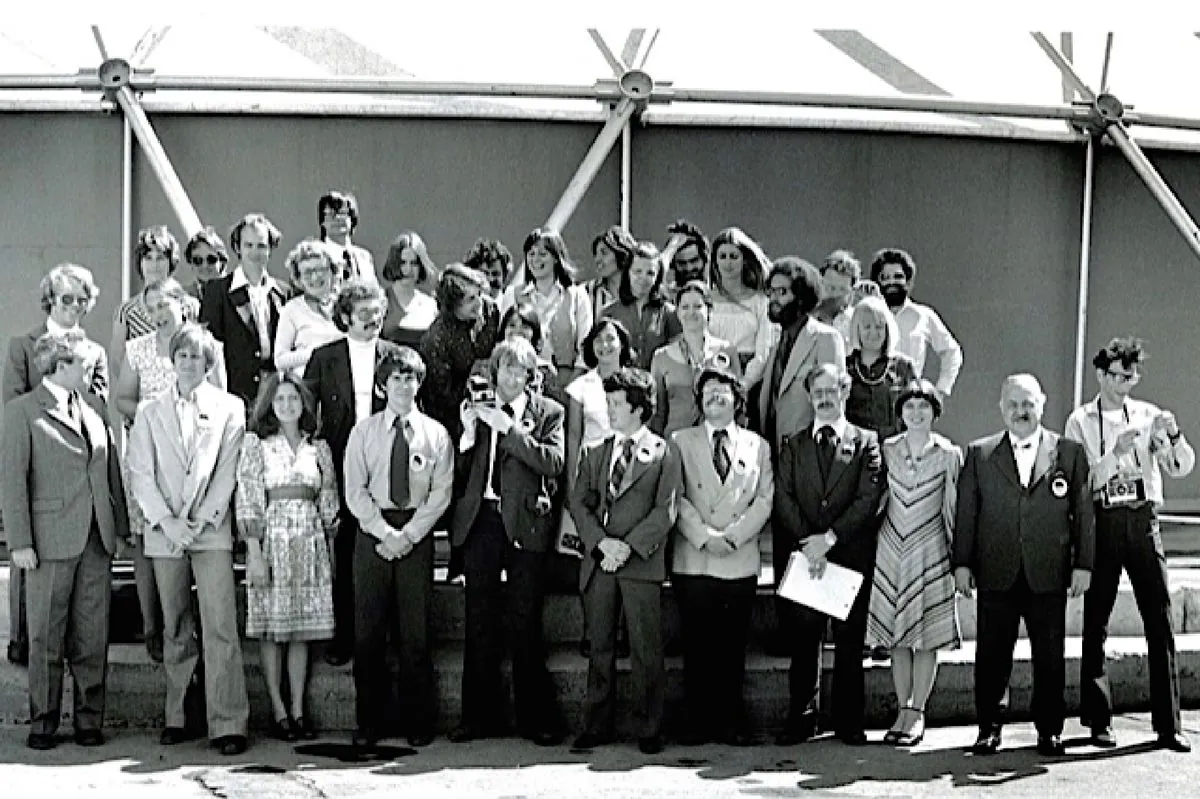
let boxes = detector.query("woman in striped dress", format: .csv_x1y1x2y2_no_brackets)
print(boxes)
867,379,962,747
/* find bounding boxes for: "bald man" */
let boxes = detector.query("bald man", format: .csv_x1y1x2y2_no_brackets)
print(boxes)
952,374,1093,757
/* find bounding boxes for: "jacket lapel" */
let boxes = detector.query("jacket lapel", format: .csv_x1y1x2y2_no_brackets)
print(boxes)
824,425,857,495
371,341,388,412
1031,430,1059,488
991,434,1022,490
228,282,257,336
156,391,190,468
36,384,84,443
778,320,818,395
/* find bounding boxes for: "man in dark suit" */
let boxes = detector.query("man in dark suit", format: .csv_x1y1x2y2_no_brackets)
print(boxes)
569,368,681,755
449,337,566,746
304,280,403,666
953,373,1094,757
199,213,288,407
1,330,127,750
3,264,109,668
773,362,885,746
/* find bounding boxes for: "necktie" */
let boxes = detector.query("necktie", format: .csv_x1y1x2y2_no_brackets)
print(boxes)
67,392,81,426
817,426,836,481
609,438,635,497
487,403,514,496
343,250,356,282
713,429,731,482
390,417,410,508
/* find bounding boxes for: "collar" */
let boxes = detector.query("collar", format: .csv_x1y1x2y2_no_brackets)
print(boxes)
172,383,201,405
347,336,377,352
383,406,416,430
45,316,77,336
41,377,71,407
230,265,274,292
705,421,738,443
813,417,848,441
890,298,915,315
613,425,649,448
496,391,528,419
1008,428,1042,450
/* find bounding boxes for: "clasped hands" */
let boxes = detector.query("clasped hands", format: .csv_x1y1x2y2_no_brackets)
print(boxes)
801,530,835,578
598,538,632,573
703,529,737,558
158,516,206,550
375,526,415,562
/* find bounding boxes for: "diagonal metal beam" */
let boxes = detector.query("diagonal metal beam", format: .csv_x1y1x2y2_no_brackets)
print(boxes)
620,29,645,69
130,26,171,67
1099,32,1114,94
90,25,108,60
588,29,625,77
545,97,637,232
635,28,659,70
1032,32,1093,101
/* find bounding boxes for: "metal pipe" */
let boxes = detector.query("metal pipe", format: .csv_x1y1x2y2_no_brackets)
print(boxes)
620,121,632,231
546,98,637,232
1106,122,1200,261
0,74,95,90
112,85,203,237
121,114,133,305
1072,136,1096,409
145,74,602,100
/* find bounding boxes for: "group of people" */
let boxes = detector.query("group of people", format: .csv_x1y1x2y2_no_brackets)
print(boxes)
1,194,1192,760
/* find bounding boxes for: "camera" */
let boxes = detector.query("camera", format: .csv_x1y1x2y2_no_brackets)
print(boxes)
468,374,495,406
1100,475,1146,508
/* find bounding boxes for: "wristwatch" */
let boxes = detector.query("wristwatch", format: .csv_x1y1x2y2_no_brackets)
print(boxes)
824,530,838,548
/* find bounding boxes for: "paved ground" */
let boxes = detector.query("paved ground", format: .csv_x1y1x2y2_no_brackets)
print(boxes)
2,712,1199,798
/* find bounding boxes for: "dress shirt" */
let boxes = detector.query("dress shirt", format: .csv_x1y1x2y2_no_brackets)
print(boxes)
347,336,377,423
1008,429,1041,487
171,384,200,452
812,416,849,444
230,265,275,357
608,425,651,476
44,316,76,336
1065,396,1196,506
342,407,454,545
891,299,963,395
41,377,74,424
482,392,528,501
704,421,738,448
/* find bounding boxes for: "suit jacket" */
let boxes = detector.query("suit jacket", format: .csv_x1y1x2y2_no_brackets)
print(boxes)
3,324,109,404
126,381,246,558
1,384,125,558
952,428,1095,593
757,316,845,451
199,271,288,406
773,421,885,578
673,424,773,581
571,430,682,590
303,337,401,495
450,391,566,552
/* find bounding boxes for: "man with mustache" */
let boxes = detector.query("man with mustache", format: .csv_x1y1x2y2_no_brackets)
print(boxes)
868,248,962,399
304,280,406,666
661,219,710,298
773,362,885,745
813,249,860,347
953,374,1093,756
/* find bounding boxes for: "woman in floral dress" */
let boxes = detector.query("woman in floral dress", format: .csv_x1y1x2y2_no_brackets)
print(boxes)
236,371,339,741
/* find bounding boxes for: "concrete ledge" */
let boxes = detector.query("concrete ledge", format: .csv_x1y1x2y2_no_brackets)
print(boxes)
3,634,1199,736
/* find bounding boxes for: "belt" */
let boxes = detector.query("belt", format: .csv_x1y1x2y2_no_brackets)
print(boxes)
1093,498,1154,512
267,485,317,502
382,507,416,527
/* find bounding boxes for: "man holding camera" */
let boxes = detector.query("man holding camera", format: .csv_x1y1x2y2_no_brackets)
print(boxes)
1065,337,1193,752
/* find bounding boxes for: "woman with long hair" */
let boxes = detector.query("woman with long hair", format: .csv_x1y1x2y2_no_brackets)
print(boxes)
380,231,439,348
707,227,774,390
600,241,682,372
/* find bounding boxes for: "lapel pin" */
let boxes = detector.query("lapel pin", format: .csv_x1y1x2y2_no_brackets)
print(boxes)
1051,475,1069,498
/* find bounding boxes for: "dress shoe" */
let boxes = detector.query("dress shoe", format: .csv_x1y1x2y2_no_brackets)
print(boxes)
74,729,104,747
1036,735,1065,756
572,732,615,750
159,727,200,746
971,727,1002,755
144,633,164,664
324,647,352,667
527,728,565,747
214,735,248,756
7,641,28,667
448,724,499,744
269,716,296,742
1091,727,1118,748
292,716,317,741
837,730,868,747
1157,732,1192,753
27,732,57,751
351,728,379,749
775,725,815,746
407,731,435,748
638,735,664,754
720,730,757,747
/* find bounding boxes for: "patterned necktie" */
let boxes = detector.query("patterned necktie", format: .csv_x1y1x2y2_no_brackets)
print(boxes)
713,429,731,482
609,438,635,497
390,416,410,508
817,426,836,480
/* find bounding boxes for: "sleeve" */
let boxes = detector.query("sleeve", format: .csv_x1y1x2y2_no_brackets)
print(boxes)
951,444,979,572
343,419,389,540
199,280,225,342
2,336,31,403
315,440,341,532
676,457,714,551
127,405,174,529
194,399,246,530
648,353,668,436
418,325,455,418
829,431,886,542
112,352,141,421
1064,410,1116,490
498,400,565,478
0,403,34,552
941,443,963,550
772,436,810,547
623,443,683,560
723,438,775,548
234,433,267,540
87,344,110,402
926,308,963,396
742,296,775,388
1070,442,1095,572
273,302,306,373
572,285,595,369
402,422,455,545
569,443,609,556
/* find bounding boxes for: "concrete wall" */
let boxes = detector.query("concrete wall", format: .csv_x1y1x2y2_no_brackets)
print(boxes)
3,111,1200,502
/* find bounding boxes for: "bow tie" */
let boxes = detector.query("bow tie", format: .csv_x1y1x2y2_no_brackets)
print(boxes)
1015,441,1034,450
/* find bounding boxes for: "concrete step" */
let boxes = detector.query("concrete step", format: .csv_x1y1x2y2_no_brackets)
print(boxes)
3,634,1199,736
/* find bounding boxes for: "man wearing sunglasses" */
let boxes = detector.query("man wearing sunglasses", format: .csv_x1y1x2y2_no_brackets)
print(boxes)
184,227,231,292
1065,336,1193,753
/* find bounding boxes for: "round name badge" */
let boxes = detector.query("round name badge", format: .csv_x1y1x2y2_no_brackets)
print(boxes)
1051,476,1069,498
519,417,535,435
410,452,427,471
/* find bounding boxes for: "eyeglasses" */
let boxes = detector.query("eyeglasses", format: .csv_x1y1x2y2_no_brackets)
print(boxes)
299,266,331,279
190,255,222,266
56,294,88,307
1106,369,1140,385
323,210,353,220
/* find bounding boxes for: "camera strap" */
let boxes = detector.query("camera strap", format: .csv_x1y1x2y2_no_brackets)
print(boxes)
1097,402,1141,468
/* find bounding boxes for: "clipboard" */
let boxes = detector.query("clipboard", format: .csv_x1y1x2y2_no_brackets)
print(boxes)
776,551,864,621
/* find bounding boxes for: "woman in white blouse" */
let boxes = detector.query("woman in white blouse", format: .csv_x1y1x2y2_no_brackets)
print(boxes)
499,227,593,393
274,240,344,377
707,227,775,390
380,231,439,349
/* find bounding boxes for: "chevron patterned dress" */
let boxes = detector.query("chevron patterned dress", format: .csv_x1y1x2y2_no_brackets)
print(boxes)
867,433,963,651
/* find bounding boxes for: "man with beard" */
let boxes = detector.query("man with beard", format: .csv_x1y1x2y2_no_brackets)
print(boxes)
661,219,710,298
813,249,860,346
868,248,962,399
953,374,1093,757
757,257,845,454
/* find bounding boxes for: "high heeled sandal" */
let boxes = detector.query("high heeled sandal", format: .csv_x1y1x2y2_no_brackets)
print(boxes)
895,709,925,747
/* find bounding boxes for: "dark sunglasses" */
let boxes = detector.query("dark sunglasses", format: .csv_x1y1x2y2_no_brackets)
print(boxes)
190,255,222,266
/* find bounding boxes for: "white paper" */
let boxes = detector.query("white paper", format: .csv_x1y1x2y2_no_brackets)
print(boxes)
776,551,864,621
